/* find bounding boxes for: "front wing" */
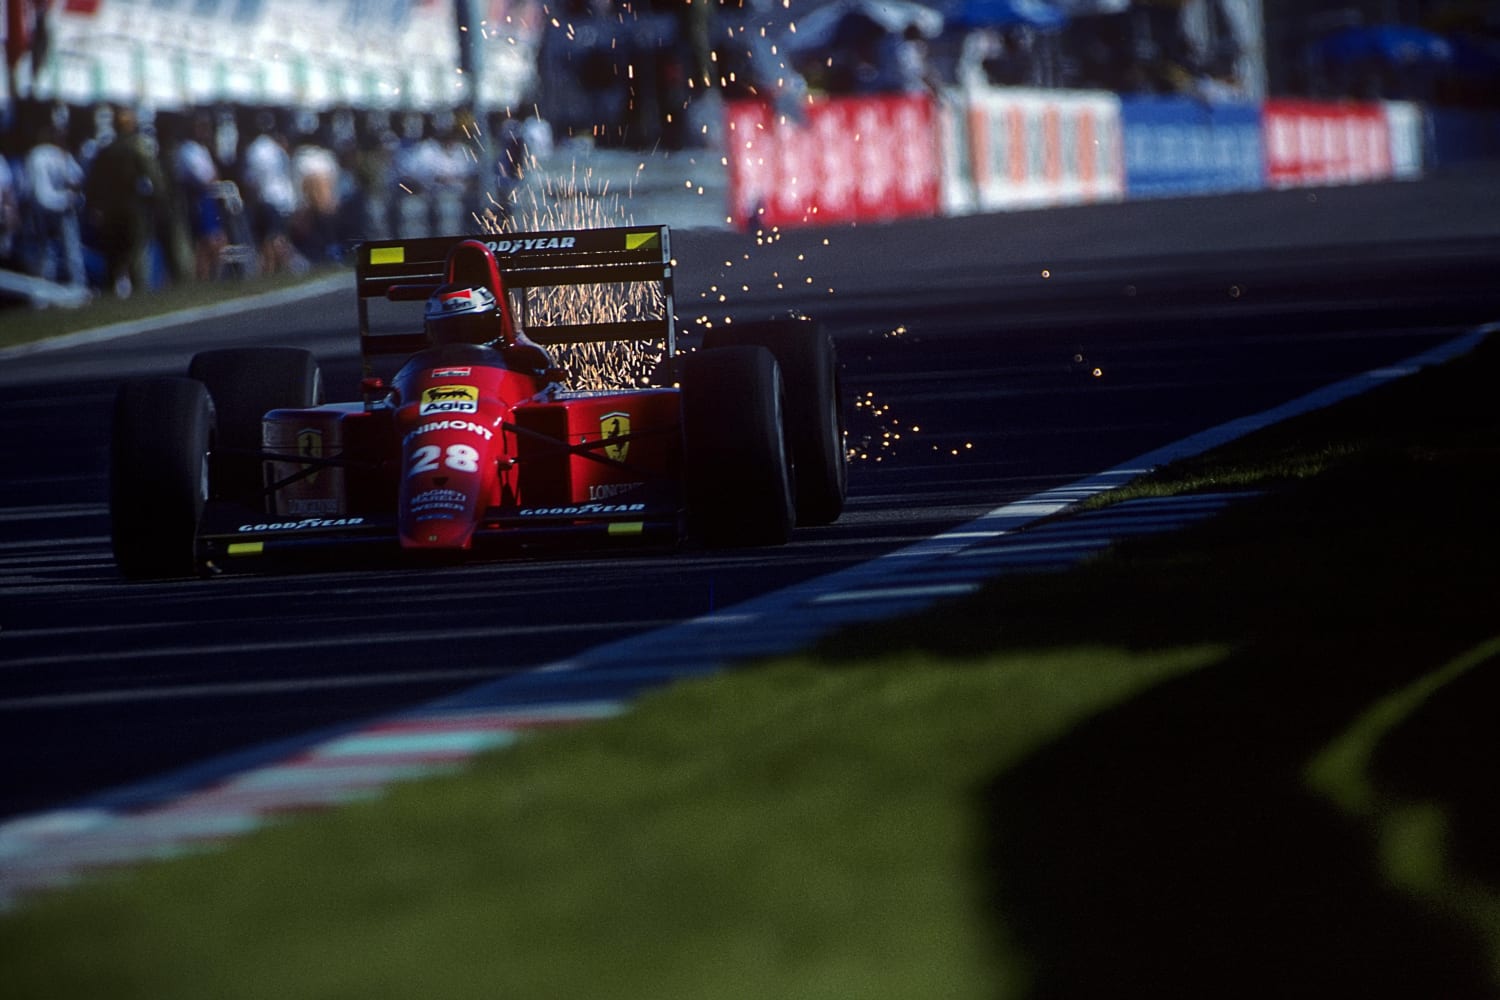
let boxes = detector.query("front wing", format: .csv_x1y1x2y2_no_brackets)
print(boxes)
195,502,685,573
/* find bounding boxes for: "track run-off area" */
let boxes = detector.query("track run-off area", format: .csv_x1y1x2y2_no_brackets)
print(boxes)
1,167,1498,891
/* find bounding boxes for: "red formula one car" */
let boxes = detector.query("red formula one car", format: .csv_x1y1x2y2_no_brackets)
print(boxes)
109,225,847,578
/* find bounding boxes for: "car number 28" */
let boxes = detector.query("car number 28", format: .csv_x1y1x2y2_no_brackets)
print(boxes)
408,444,481,476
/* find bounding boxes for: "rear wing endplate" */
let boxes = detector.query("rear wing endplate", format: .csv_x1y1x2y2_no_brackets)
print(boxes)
354,225,675,359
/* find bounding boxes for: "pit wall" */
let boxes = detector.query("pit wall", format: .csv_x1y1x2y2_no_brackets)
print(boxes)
724,87,1496,230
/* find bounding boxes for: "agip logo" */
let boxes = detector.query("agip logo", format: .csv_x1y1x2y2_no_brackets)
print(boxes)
601,411,630,462
420,385,478,416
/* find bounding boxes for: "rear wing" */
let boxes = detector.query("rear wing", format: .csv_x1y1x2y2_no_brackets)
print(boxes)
354,225,675,359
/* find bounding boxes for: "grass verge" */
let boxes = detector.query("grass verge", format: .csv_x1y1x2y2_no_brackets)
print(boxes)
0,266,342,353
4,335,1499,997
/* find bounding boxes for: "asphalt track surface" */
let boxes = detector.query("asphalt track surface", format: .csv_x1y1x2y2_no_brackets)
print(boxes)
2,167,1498,822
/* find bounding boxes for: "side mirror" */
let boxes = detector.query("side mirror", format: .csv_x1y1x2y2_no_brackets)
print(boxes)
361,376,389,410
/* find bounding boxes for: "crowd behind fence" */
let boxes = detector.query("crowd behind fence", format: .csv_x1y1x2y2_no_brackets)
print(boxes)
0,102,518,301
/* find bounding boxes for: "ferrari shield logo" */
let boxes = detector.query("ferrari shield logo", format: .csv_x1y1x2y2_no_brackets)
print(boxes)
297,427,323,484
601,411,630,463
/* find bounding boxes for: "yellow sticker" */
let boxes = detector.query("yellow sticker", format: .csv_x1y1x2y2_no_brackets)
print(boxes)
369,246,405,265
227,542,265,557
625,231,660,251
608,522,645,536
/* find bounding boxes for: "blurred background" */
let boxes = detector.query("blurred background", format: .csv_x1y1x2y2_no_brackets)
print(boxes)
2,0,1498,304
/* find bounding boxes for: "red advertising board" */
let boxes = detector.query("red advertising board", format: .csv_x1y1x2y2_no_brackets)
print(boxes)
725,94,942,230
1263,99,1392,188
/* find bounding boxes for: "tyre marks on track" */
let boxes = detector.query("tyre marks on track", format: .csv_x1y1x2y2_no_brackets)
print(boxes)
0,490,1247,909
1,328,1488,910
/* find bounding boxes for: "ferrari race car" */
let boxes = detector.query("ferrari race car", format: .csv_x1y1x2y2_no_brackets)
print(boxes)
108,225,847,578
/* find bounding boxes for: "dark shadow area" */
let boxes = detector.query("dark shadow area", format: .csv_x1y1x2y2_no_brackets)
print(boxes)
813,337,1500,995
982,639,1492,997
968,476,1500,994
976,467,1500,995
1373,646,1500,888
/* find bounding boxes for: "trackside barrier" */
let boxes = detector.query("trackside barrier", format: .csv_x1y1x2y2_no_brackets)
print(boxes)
1263,98,1393,188
1384,102,1424,180
724,95,942,230
1424,107,1500,169
1119,96,1264,197
722,90,1485,230
943,87,1125,213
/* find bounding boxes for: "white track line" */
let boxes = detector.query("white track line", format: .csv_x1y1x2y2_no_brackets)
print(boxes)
0,324,1491,911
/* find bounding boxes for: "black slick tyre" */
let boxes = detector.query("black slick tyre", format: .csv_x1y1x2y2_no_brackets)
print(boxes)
110,376,214,580
188,347,322,509
703,316,846,525
682,345,795,547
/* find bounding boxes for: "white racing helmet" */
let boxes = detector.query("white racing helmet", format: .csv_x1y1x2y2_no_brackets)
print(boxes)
424,284,501,346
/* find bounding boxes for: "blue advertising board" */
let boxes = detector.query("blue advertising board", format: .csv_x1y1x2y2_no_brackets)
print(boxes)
1121,97,1264,198
1426,108,1500,168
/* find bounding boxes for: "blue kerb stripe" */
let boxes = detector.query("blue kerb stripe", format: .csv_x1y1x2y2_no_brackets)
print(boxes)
314,730,520,758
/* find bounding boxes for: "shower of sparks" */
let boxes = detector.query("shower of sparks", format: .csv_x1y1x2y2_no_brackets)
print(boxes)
850,389,900,463
847,326,908,463
846,326,977,464
477,158,666,391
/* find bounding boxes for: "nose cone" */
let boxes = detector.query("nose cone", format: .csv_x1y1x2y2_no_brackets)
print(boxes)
401,505,480,550
396,400,506,551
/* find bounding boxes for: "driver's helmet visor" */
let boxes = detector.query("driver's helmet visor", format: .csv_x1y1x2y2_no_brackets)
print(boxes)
425,285,499,345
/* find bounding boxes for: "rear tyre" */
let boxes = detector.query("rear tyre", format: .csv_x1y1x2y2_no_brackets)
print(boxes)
703,316,846,525
110,377,214,580
682,345,795,547
188,347,322,509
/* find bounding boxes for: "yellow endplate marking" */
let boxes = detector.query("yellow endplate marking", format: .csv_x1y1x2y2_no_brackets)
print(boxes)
369,246,405,265
227,542,265,557
625,231,660,251
608,522,645,537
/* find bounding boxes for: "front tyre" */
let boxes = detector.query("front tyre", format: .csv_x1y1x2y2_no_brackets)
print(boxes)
110,376,214,580
188,347,322,509
682,345,795,547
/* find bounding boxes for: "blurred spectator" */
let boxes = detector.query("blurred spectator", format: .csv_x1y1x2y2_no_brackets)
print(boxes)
1,150,22,268
432,126,479,233
712,1,807,120
173,113,227,281
394,115,444,237
333,141,367,246
890,24,938,94
24,121,87,290
491,113,529,229
800,12,925,95
957,28,999,90
84,106,164,298
292,134,340,261
351,123,397,239
241,115,303,274
521,114,553,162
